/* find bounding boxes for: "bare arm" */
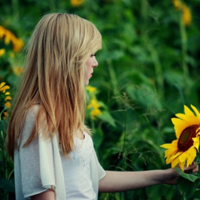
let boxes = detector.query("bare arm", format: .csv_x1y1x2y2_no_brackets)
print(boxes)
99,164,198,193
99,169,174,192
31,189,55,200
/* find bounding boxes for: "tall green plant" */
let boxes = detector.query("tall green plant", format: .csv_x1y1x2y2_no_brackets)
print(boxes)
0,82,14,200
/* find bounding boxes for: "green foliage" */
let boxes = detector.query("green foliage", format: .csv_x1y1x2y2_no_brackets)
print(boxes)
0,120,15,200
1,0,200,199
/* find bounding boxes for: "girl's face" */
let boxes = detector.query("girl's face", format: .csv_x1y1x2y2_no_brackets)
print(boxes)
84,53,98,86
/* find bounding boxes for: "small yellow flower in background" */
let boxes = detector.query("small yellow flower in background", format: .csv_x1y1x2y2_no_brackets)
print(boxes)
70,0,84,7
0,49,5,57
161,105,200,171
86,85,97,93
5,96,11,101
5,102,11,108
0,25,24,52
0,82,11,120
91,108,102,119
172,0,182,10
87,98,102,119
13,66,24,76
12,38,24,53
0,82,10,93
182,4,192,26
172,0,192,26
3,112,9,120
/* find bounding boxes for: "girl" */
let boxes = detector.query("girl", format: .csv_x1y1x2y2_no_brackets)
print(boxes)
6,13,198,200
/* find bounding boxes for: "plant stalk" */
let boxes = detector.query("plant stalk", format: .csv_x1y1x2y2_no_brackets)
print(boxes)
180,13,189,90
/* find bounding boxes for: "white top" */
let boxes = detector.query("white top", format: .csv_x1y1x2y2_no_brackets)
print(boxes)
14,106,106,200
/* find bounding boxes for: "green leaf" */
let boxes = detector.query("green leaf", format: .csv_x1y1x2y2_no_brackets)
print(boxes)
0,121,4,132
98,111,115,127
126,83,162,110
92,128,104,149
177,177,200,199
0,177,15,192
175,167,200,182
193,189,200,199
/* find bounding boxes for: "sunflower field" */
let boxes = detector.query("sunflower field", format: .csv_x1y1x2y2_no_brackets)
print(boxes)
1,0,200,199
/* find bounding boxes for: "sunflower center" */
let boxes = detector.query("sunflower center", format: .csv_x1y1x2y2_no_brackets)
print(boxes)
178,125,200,151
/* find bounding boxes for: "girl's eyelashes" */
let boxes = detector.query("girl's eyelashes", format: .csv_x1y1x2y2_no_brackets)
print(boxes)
90,53,96,57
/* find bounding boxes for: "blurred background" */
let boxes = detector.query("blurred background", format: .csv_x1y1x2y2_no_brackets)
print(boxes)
0,0,200,199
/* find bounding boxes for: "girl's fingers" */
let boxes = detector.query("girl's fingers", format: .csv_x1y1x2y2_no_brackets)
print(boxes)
192,165,198,173
186,162,198,173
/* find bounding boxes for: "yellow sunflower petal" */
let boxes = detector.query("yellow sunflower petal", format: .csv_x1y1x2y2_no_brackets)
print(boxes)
171,118,184,126
166,156,173,164
179,152,187,163
161,143,174,149
165,148,178,158
184,105,194,116
166,149,180,164
178,105,200,125
171,118,188,138
175,113,187,120
161,140,178,149
191,105,200,119
193,137,199,150
179,162,185,171
171,156,180,168
187,147,196,167
175,113,199,125
169,151,182,160
196,127,200,135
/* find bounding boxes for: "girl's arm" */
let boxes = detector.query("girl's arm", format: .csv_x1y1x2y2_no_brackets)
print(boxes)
31,189,55,200
99,165,198,192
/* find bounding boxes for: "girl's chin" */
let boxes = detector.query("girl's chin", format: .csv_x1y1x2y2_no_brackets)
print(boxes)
84,80,89,86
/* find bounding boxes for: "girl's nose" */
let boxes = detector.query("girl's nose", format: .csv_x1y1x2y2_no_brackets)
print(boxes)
93,57,98,67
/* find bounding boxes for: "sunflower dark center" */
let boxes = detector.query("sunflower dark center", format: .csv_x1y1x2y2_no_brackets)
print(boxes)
178,125,200,151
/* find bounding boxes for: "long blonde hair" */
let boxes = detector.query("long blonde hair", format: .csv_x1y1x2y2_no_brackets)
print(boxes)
6,13,102,159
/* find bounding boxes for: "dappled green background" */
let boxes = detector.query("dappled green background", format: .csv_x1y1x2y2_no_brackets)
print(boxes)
1,0,200,199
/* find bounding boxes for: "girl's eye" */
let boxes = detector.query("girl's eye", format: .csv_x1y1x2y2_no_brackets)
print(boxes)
90,53,96,57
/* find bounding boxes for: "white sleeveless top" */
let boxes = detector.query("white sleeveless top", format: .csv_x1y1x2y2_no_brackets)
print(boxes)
61,132,98,200
14,106,106,200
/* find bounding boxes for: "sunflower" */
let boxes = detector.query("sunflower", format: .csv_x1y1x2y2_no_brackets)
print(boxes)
161,105,200,171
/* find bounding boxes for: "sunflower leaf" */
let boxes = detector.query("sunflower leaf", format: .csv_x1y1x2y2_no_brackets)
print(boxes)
177,176,200,199
175,167,200,182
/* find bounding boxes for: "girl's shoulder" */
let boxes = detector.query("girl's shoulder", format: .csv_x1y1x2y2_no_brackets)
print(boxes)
25,104,40,122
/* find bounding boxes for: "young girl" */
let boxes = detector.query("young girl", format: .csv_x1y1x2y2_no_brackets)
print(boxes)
6,13,198,200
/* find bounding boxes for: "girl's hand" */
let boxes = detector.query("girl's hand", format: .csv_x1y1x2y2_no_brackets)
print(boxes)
166,162,199,185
